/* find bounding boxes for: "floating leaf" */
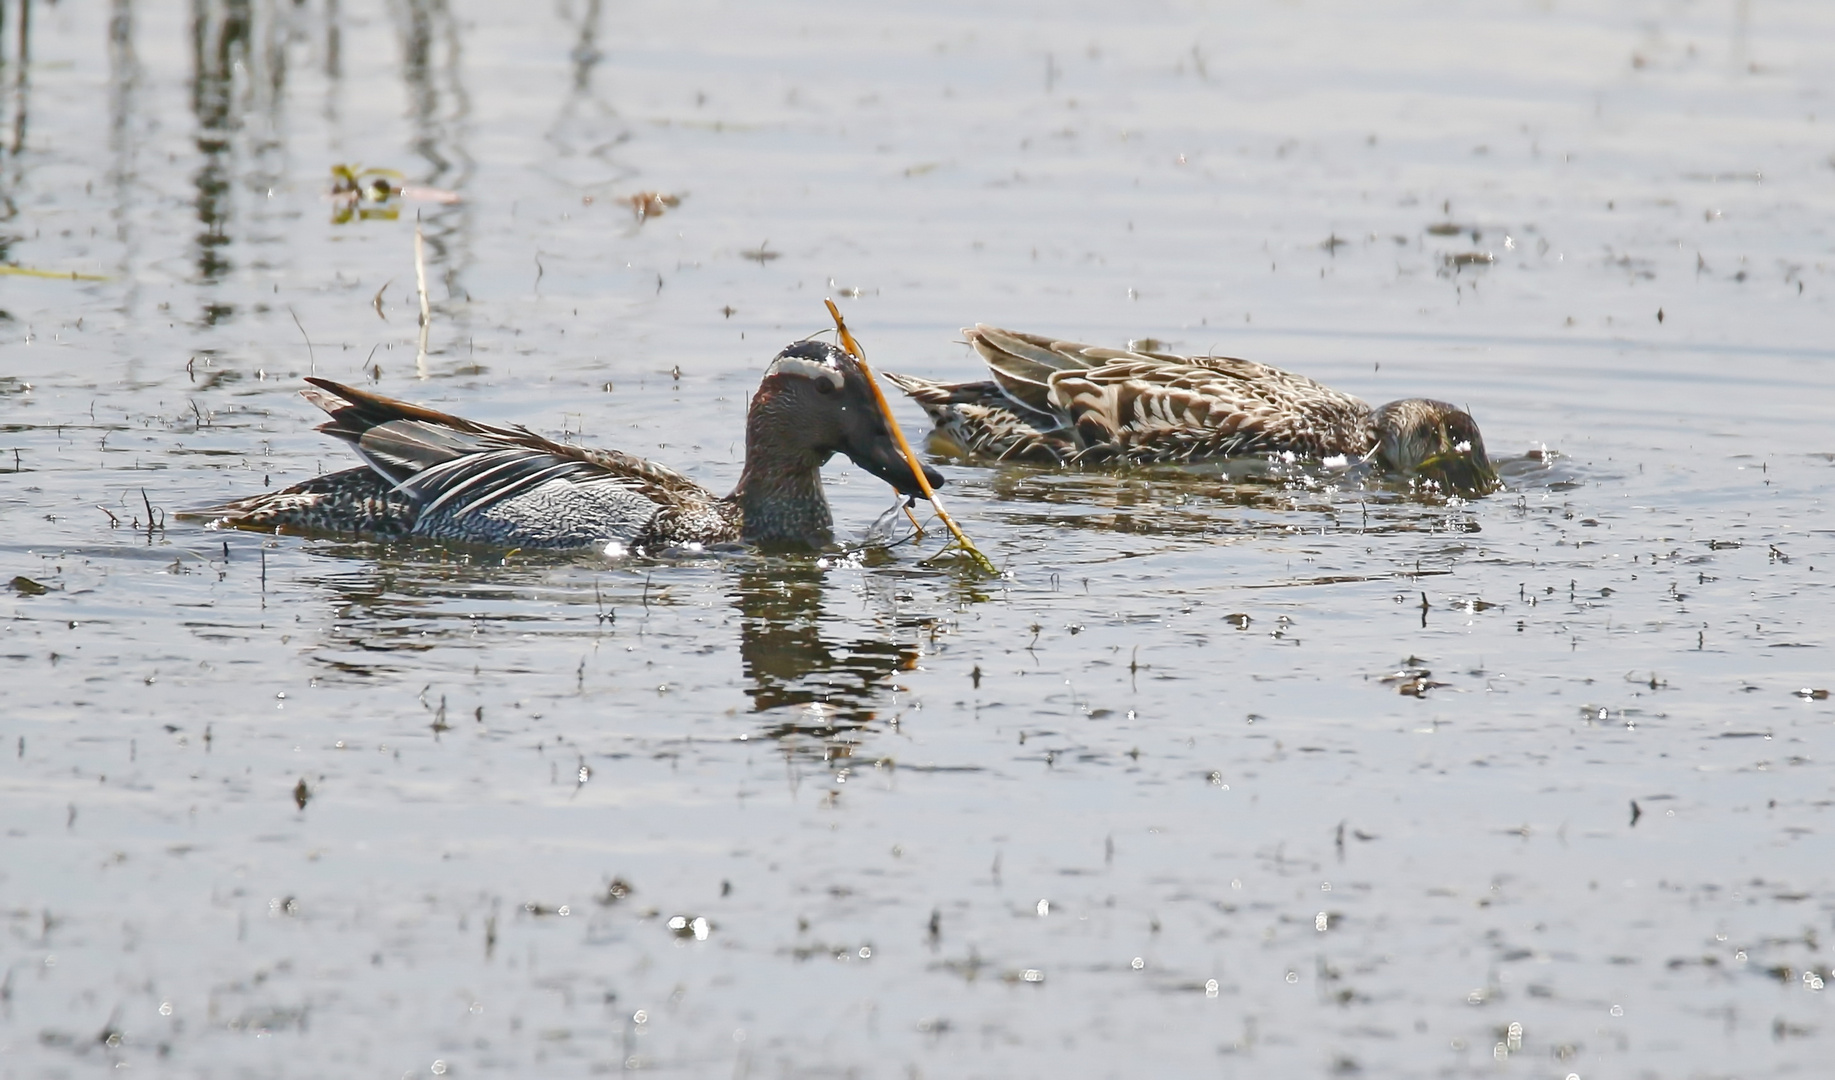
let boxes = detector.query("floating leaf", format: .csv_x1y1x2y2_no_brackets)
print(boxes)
627,191,681,221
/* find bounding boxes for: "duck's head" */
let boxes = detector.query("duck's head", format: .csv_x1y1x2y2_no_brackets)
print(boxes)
751,340,944,499
1372,399,1500,496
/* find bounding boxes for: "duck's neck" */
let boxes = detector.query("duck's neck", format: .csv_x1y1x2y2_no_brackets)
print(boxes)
731,410,834,548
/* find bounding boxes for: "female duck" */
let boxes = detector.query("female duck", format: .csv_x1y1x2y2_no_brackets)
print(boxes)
886,326,1499,495
192,341,942,551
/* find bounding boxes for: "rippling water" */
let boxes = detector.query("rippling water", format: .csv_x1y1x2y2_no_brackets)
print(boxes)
3,1,1833,1076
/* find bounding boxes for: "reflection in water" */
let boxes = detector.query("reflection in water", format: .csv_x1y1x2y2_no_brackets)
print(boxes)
399,0,451,180
568,0,602,95
173,0,475,332
547,0,633,197
0,0,32,260
288,547,620,675
980,453,1580,547
324,0,340,81
734,563,915,765
282,550,914,768
975,457,1539,540
7,0,29,156
395,0,472,337
108,0,142,306
190,0,249,302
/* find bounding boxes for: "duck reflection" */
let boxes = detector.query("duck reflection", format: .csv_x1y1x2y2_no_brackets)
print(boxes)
275,542,917,762
733,562,914,764
983,461,1485,538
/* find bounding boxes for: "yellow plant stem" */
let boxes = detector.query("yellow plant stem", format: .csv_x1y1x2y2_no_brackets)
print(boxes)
824,299,996,574
1,266,106,281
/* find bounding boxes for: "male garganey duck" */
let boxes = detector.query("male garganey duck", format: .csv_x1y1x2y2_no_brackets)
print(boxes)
885,325,1499,495
190,341,943,551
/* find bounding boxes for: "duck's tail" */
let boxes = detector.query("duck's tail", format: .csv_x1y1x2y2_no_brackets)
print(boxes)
881,370,992,413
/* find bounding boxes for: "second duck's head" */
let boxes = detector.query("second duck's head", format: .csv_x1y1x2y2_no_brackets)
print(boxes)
1372,399,1500,496
749,340,945,499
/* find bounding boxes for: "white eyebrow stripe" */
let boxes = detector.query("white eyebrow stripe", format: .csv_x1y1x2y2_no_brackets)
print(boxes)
765,356,845,389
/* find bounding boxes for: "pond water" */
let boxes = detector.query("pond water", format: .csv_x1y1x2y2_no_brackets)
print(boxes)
3,1,1833,1076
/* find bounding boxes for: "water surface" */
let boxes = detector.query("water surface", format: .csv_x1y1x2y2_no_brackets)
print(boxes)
3,1,1833,1077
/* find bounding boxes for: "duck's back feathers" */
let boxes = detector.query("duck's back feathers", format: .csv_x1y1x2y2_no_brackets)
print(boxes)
888,326,1378,465
1045,355,1376,463
305,378,708,507
195,378,738,548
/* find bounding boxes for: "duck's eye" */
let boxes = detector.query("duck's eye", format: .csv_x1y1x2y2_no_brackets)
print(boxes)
813,378,837,395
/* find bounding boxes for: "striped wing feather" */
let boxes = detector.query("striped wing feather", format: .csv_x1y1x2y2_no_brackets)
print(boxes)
303,378,715,515
893,328,1380,465
967,326,1099,415
881,371,1079,462
1046,356,1376,463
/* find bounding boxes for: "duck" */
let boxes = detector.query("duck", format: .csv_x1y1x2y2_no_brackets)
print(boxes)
884,325,1499,495
187,340,943,551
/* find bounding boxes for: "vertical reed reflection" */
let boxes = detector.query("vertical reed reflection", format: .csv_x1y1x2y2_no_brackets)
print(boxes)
548,0,632,195
396,0,472,346
570,0,602,95
0,0,31,262
8,0,29,156
107,0,142,305
324,0,339,76
190,0,249,311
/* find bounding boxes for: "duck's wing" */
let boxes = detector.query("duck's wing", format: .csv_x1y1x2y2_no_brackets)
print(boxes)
907,327,1376,464
1043,355,1377,463
303,378,716,520
963,325,1127,414
881,371,1079,463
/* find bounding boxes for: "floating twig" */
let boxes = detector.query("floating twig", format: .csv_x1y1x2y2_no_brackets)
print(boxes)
823,299,994,574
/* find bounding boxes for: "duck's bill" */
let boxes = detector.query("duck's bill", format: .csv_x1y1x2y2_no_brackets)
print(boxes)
846,433,946,500
1415,451,1501,496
